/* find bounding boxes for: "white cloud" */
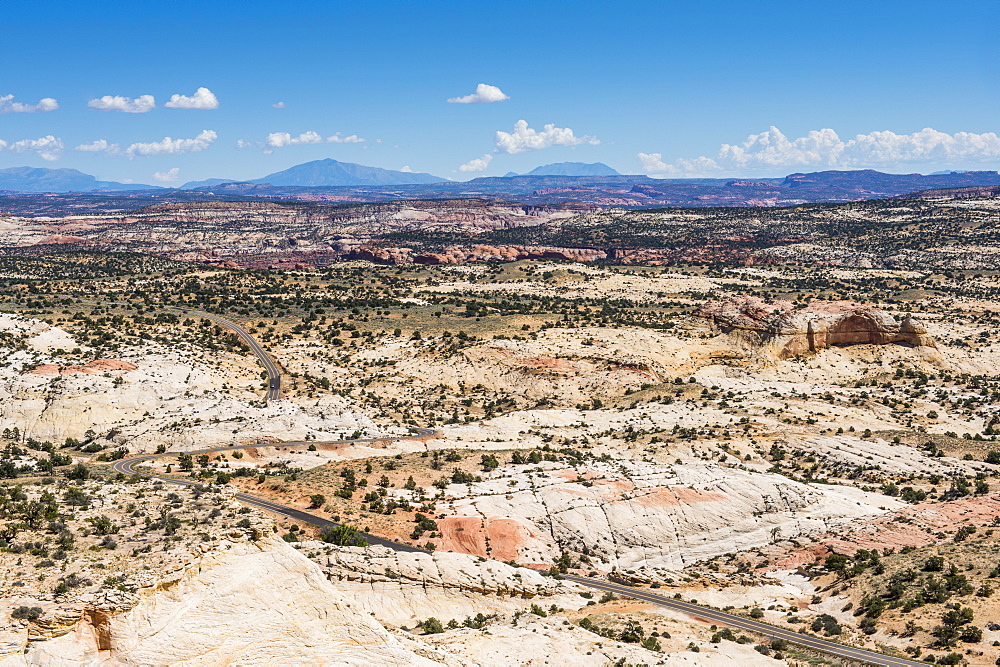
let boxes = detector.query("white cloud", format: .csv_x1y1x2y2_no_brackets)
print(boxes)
637,152,670,174
448,83,510,104
164,87,219,110
2,135,64,161
74,139,121,154
235,139,254,149
0,95,58,113
153,167,181,182
495,120,599,154
124,129,218,158
637,152,719,177
640,126,1000,176
328,133,365,144
266,131,323,147
400,165,413,172
272,101,287,108
458,154,493,172
88,94,156,113
265,131,366,148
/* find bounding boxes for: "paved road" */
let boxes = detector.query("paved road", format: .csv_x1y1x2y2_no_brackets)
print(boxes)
167,307,281,402
114,444,923,666
109,310,923,666
562,576,924,666
112,433,436,553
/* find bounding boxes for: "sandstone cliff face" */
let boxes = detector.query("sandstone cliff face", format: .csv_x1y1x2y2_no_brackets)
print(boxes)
694,296,935,358
317,544,587,626
3,535,439,666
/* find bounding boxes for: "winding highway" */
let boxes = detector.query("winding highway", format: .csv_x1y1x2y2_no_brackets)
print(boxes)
167,306,281,402
562,576,923,666
112,436,433,553
112,309,923,667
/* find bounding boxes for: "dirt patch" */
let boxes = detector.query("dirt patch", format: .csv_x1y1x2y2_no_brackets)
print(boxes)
631,487,729,508
773,493,1000,568
29,358,138,375
437,516,538,562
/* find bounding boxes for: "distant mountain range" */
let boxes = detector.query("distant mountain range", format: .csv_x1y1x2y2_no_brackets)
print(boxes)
179,177,235,189
0,160,447,194
523,162,620,176
183,159,445,189
0,167,156,193
2,162,1000,215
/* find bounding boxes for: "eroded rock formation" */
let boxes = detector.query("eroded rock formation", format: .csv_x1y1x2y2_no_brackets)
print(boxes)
431,461,900,570
694,296,935,358
2,535,439,665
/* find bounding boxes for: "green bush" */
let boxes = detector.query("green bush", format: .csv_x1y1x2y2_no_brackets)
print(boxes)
319,524,367,547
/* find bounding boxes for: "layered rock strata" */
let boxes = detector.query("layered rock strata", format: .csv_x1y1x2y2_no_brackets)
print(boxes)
694,296,935,358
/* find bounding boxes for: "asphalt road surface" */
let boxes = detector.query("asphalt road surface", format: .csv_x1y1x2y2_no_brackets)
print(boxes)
108,309,924,666
112,433,436,553
562,576,925,666
167,307,281,402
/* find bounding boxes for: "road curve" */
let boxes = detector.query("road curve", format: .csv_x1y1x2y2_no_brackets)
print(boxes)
114,443,923,666
167,307,281,402
108,309,922,666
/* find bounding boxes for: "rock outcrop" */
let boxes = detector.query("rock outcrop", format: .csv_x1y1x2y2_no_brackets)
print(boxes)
316,545,586,626
338,241,607,265
694,296,935,358
0,315,378,450
3,535,440,665
432,460,902,570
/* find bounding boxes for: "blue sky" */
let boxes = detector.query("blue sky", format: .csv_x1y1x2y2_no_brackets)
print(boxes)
1,0,997,184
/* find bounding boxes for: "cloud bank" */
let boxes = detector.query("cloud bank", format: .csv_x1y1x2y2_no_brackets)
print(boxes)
74,139,120,154
0,135,64,161
448,83,509,104
264,131,365,148
88,94,156,113
495,120,599,154
124,130,218,158
0,95,58,113
639,126,1000,176
153,167,181,182
164,87,219,110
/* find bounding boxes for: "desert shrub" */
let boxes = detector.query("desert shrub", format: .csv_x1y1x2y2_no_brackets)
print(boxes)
11,606,42,621
421,617,444,634
319,524,367,547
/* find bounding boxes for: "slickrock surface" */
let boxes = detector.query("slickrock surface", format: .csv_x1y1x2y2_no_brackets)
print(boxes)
433,461,902,569
418,613,782,666
0,314,378,451
29,359,138,375
772,493,1000,569
3,535,439,666
694,296,935,358
316,544,588,625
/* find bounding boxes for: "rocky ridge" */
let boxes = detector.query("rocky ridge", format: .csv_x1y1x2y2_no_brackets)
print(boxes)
694,296,936,358
1,532,441,665
431,460,902,570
